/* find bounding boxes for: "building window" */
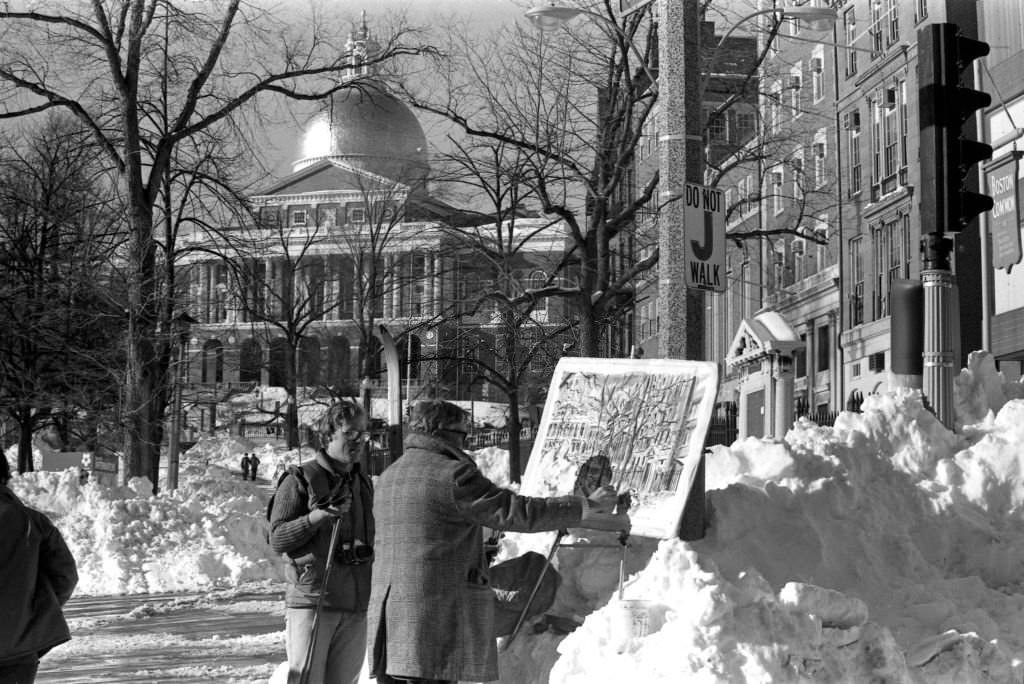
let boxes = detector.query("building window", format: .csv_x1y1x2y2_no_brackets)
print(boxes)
814,218,830,271
886,0,900,45
771,169,784,215
813,139,827,188
845,109,862,196
883,89,899,181
769,82,782,135
348,205,366,224
870,1,884,56
292,209,307,226
792,237,808,281
844,8,858,76
816,324,831,372
791,152,804,204
873,221,904,319
899,80,909,172
795,335,807,378
916,0,928,23
706,105,727,141
735,109,756,140
789,67,802,118
871,96,882,189
849,236,864,326
811,52,824,102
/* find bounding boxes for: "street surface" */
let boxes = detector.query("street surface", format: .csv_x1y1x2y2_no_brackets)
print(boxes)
37,588,286,683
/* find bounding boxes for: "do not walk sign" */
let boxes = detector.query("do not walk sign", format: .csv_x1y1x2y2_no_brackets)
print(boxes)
683,183,726,293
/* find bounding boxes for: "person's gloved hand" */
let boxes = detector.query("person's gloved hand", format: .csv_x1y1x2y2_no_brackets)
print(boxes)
308,498,350,527
582,485,619,517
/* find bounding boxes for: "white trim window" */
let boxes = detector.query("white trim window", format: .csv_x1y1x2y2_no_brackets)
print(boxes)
811,48,825,103
813,134,827,188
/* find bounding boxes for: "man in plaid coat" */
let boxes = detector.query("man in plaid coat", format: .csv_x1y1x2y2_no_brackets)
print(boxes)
369,399,621,683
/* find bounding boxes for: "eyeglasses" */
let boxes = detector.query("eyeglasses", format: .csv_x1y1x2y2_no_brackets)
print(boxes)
340,430,370,443
443,427,469,438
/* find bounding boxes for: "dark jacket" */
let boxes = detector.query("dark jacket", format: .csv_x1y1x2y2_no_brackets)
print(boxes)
368,433,585,682
269,452,374,612
0,484,78,665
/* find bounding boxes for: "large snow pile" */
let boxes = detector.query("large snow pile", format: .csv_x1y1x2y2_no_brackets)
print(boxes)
498,351,1024,683
10,350,1024,683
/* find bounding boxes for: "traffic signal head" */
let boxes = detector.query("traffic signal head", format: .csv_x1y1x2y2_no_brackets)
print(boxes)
918,23,993,234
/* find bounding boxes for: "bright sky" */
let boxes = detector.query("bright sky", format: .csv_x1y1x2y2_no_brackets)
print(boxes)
11,349,1024,682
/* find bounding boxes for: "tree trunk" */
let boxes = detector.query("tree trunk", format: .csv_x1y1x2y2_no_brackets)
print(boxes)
122,199,163,491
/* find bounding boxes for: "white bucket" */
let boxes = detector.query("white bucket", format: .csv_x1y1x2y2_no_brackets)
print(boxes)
613,599,668,652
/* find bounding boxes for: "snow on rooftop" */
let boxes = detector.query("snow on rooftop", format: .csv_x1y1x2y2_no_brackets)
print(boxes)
7,350,1024,682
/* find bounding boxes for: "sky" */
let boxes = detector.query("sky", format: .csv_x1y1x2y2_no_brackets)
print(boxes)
10,349,1024,682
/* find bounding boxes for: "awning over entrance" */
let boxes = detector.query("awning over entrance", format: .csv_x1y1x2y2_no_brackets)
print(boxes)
725,310,803,369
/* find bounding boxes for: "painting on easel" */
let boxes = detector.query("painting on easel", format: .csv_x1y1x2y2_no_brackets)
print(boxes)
520,358,719,539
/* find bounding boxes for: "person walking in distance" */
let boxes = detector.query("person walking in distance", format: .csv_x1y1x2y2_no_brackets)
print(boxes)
0,456,79,684
249,452,261,481
268,400,374,684
240,453,252,480
368,399,626,684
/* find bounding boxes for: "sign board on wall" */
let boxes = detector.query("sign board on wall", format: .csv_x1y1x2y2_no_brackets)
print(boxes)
683,183,726,293
987,154,1023,270
520,358,719,539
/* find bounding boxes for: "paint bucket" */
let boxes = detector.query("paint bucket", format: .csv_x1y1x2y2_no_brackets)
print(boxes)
613,599,668,652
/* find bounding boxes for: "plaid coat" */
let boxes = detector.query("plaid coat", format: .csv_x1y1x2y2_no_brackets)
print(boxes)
368,433,584,682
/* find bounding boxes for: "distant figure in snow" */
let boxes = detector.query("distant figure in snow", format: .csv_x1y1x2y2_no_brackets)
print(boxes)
268,400,374,684
368,399,626,684
240,453,252,480
249,453,261,481
0,456,79,684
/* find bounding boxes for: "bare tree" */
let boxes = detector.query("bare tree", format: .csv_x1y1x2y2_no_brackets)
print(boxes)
431,138,575,481
0,115,124,473
403,5,658,358
0,2,432,485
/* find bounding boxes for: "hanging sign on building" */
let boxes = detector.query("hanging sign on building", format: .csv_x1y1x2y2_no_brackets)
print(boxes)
683,183,727,293
987,154,1023,271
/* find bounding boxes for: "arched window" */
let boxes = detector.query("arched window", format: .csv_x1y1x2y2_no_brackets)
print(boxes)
268,338,289,387
202,339,224,383
299,336,321,387
239,338,262,384
327,336,350,386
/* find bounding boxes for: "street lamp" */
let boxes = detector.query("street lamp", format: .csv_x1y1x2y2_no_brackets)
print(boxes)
167,310,196,491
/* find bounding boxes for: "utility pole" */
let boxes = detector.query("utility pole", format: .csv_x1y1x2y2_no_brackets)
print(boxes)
656,0,705,361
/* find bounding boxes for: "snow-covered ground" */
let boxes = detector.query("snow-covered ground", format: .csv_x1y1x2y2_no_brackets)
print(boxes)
10,350,1024,682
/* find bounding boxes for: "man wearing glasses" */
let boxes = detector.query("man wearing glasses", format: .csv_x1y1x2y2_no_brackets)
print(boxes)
369,399,624,684
269,400,375,684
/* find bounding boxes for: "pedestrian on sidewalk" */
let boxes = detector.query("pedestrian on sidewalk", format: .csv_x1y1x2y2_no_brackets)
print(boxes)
240,453,252,480
268,400,374,684
249,452,261,481
368,399,626,684
0,456,79,684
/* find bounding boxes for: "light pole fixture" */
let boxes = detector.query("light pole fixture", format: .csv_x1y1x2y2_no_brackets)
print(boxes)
167,310,197,491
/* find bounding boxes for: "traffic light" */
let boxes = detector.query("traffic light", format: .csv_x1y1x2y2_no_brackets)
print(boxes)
918,22,993,236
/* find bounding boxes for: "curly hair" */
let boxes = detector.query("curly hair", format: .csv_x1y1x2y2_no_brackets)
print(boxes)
408,399,468,436
316,400,366,445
